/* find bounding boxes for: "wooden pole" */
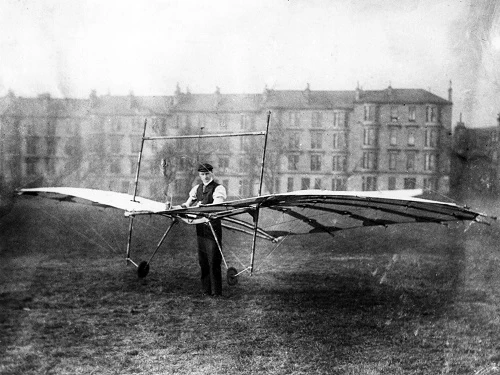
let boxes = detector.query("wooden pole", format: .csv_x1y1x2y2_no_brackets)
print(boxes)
250,111,271,275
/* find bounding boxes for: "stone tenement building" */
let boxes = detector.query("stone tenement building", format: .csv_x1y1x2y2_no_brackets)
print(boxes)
451,114,500,196
0,84,452,201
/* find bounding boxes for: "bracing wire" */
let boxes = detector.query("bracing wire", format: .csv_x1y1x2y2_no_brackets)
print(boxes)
70,206,121,254
30,204,117,254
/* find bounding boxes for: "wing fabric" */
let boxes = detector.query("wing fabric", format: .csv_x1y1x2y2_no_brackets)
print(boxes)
17,187,167,214
17,188,487,239
167,190,486,237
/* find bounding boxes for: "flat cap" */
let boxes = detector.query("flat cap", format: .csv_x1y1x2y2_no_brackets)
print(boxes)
197,163,213,172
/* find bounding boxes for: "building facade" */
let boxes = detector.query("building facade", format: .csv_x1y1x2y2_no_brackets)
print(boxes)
0,85,453,201
451,114,500,196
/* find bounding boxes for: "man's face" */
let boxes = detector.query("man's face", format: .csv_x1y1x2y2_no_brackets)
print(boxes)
198,171,213,185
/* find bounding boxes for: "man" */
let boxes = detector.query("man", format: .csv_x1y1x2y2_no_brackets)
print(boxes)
182,163,227,296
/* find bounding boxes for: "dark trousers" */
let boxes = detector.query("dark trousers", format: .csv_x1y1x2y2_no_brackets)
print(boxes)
196,222,222,295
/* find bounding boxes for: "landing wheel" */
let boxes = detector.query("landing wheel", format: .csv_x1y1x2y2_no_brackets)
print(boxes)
138,261,150,278
227,267,238,286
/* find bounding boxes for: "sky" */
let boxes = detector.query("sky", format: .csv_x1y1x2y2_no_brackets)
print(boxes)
0,0,499,127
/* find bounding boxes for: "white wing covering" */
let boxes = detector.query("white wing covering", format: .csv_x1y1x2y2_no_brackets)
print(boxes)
17,187,167,214
17,187,490,240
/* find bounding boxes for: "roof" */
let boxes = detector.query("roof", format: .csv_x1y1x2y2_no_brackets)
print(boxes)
358,88,452,105
0,87,452,118
262,90,355,109
172,93,262,112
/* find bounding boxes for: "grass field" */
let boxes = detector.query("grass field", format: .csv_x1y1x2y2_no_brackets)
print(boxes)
1,196,500,374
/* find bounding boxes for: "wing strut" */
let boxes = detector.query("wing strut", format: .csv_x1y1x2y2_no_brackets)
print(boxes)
126,119,148,265
132,119,148,202
250,110,271,275
126,216,135,265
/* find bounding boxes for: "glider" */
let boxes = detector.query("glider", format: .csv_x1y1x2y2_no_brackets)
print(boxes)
16,186,491,284
15,114,494,285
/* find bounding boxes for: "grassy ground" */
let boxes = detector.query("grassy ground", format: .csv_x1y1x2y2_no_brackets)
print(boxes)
1,197,500,374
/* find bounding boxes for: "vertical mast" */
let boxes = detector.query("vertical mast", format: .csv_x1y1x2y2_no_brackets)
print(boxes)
250,111,271,275
127,118,147,264
132,119,148,202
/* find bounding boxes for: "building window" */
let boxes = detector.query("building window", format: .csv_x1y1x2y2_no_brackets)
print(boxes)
89,137,104,154
332,155,346,172
312,112,323,127
314,178,322,189
289,132,301,149
333,111,345,127
389,128,398,146
424,178,438,191
301,178,310,190
46,120,56,136
332,133,341,149
406,152,416,171
218,115,227,129
311,131,323,149
362,152,378,170
404,178,416,189
390,106,398,122
109,136,122,154
66,121,79,135
238,157,246,173
151,117,165,134
176,114,190,128
311,154,322,171
121,181,130,193
129,159,136,174
26,159,37,175
289,112,300,127
239,179,251,197
178,157,189,170
46,138,57,155
288,155,299,171
130,136,141,153
110,159,121,174
389,152,398,170
491,130,499,143
218,156,230,171
407,129,415,146
363,128,377,146
364,105,376,122
388,177,396,190
362,176,377,191
425,128,438,148
131,117,143,132
273,178,281,194
91,117,104,132
332,178,346,191
424,153,437,171
408,106,416,122
26,137,38,155
45,158,55,174
240,114,252,130
426,106,437,123
287,177,294,192
111,117,122,132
